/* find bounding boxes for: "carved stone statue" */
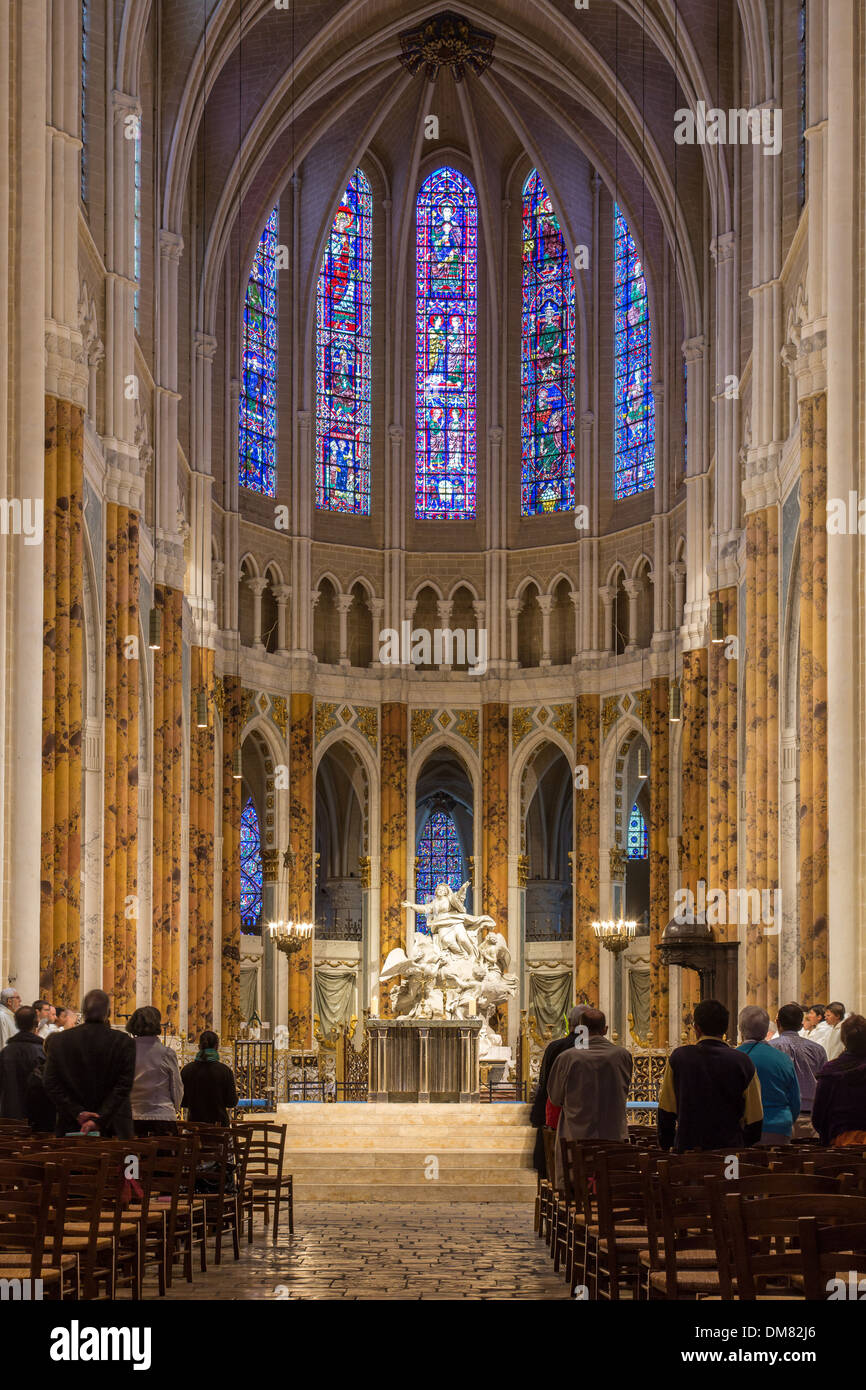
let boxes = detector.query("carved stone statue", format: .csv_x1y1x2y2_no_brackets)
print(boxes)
379,883,518,1056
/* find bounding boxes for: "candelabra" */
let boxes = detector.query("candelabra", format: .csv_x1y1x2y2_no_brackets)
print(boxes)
592,918,637,957
267,919,314,957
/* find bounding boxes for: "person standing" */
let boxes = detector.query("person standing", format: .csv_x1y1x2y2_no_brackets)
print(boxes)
181,1032,238,1125
529,1004,588,1175
127,1006,183,1136
657,999,763,1152
56,1007,79,1030
800,1004,832,1051
813,1015,866,1146
33,1001,60,1038
737,1005,800,1145
769,1002,827,1137
0,1007,45,1119
43,988,135,1137
0,988,22,1051
545,1009,632,1189
824,1003,847,1061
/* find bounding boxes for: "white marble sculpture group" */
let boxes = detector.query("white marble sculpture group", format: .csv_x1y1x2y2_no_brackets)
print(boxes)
378,882,518,1057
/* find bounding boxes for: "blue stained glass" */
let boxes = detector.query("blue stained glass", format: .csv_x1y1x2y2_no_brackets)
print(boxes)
239,207,279,496
415,809,464,931
415,167,477,520
627,803,649,860
240,797,263,931
520,171,575,515
316,170,372,514
613,205,655,498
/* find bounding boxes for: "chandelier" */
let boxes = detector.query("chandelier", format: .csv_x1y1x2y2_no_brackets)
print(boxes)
592,919,637,957
268,920,314,957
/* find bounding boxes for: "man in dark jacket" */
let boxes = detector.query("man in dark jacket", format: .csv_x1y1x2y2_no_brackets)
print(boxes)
812,1014,866,1145
0,1006,45,1119
43,988,135,1137
657,998,763,1152
181,1031,238,1125
529,1005,587,1174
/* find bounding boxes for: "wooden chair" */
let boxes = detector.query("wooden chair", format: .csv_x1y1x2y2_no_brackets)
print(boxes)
237,1122,293,1240
185,1125,240,1263
798,1218,866,1300
0,1183,72,1301
706,1171,841,1298
594,1147,648,1300
726,1192,866,1300
559,1140,633,1295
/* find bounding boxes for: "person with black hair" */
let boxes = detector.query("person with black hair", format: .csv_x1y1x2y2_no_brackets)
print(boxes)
0,1006,45,1119
813,1014,866,1146
127,1006,183,1136
43,988,135,1137
657,998,763,1152
180,1031,238,1125
824,1002,848,1061
769,1002,826,1137
529,1004,588,1175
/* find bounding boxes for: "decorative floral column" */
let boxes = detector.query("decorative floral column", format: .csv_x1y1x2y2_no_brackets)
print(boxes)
41,396,85,1004
188,647,216,1037
744,507,779,1012
708,586,738,944
287,693,314,1046
573,694,600,1004
220,676,242,1036
679,648,708,1029
151,584,184,1029
379,702,408,1011
649,678,670,1045
798,393,828,1000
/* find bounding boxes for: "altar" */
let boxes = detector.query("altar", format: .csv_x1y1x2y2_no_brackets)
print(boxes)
367,1017,483,1103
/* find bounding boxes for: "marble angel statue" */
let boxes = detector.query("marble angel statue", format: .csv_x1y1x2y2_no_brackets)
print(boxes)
400,881,495,959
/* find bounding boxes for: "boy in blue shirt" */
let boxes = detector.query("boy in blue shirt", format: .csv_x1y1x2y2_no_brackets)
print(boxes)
738,1005,800,1144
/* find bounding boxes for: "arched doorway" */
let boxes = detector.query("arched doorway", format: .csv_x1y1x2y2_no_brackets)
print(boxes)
413,747,474,939
314,740,370,1028
520,742,573,1039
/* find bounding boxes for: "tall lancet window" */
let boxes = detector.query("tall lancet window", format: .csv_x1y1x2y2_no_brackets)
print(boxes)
627,802,649,859
521,170,575,514
415,808,464,933
415,166,477,520
613,204,655,498
316,170,372,514
240,797,264,932
239,207,279,496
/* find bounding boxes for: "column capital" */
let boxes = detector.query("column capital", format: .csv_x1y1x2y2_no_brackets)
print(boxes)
506,597,522,616
159,229,184,262
194,330,218,361
271,585,292,604
598,585,617,605
622,577,644,599
111,89,141,121
536,594,554,615
682,334,705,362
710,230,736,263
335,594,355,615
388,424,404,443
245,576,269,597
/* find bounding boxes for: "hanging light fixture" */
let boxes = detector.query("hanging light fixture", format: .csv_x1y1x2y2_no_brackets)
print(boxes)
710,597,725,644
637,743,648,779
232,746,243,780
669,680,681,723
148,606,162,650
195,689,208,728
592,918,637,957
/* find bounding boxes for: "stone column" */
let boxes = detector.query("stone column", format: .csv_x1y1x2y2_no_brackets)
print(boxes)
151,583,184,1029
369,598,385,665
246,576,268,651
336,593,354,667
436,599,454,671
536,594,553,667
679,647,708,1027
272,585,291,654
707,586,739,947
482,704,509,1034
569,590,581,661
623,577,642,652
599,586,616,653
506,598,521,668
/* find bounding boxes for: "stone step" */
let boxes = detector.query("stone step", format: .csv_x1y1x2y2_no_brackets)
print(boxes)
284,1151,537,1177
273,1103,532,1124
291,1181,536,1204
282,1135,536,1153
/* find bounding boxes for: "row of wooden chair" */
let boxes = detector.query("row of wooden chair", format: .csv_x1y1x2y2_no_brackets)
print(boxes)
0,1115,295,1298
534,1128,866,1300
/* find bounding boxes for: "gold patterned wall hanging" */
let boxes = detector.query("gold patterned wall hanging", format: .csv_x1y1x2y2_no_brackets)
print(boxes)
411,709,436,748
551,703,575,741
454,709,479,749
269,695,288,738
355,706,378,749
241,687,258,730
315,701,339,743
511,707,534,748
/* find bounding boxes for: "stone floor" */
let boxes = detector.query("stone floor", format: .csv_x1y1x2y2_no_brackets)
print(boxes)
159,1202,569,1301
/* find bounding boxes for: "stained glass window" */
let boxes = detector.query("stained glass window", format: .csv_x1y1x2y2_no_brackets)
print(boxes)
415,808,464,932
81,0,89,205
240,797,263,932
613,205,655,498
521,170,575,514
133,119,142,328
316,171,372,514
627,803,649,860
239,207,279,496
415,167,477,519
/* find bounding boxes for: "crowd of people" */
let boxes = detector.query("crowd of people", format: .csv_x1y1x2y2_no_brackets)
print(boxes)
532,998,866,1166
0,988,238,1134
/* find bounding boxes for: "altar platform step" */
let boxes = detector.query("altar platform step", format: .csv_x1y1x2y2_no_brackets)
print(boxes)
271,1102,537,1202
